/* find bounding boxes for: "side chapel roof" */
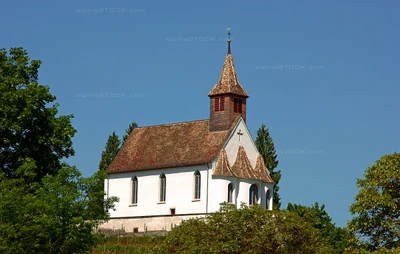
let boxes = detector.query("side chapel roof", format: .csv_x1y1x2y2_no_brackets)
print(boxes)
213,147,274,183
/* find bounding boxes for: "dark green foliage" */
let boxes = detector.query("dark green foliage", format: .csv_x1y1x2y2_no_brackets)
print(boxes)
122,121,138,146
0,165,118,253
162,203,331,254
287,202,334,237
287,202,351,253
329,227,353,254
99,132,121,171
99,121,138,173
348,153,400,251
0,47,76,182
0,47,118,253
255,124,281,209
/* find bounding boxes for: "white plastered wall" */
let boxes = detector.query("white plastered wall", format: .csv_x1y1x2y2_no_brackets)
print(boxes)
106,164,208,218
224,118,260,168
209,117,274,211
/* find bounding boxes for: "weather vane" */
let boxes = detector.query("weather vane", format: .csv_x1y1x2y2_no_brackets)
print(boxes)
226,27,232,54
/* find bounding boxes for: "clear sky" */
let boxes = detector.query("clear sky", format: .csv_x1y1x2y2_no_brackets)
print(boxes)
1,0,399,227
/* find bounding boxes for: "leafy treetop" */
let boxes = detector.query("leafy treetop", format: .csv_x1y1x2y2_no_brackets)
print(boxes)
0,47,76,182
348,152,400,251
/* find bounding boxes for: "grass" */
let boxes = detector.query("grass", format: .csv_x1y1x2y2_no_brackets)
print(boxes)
91,234,166,254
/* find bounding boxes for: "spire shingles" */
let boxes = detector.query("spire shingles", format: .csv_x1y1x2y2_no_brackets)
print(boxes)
208,41,249,98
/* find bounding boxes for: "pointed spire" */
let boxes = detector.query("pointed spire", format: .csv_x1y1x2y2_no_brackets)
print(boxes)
208,28,249,98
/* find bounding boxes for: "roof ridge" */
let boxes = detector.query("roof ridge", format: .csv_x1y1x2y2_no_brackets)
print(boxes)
135,119,209,129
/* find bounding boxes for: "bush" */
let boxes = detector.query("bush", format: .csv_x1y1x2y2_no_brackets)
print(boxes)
162,203,332,254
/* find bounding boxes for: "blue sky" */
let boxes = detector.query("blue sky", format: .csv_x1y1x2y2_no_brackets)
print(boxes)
2,0,399,227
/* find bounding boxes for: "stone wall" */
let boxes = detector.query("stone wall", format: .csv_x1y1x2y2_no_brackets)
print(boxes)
100,214,207,233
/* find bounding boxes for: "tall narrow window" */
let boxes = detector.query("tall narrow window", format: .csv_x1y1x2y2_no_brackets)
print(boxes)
249,184,258,205
214,97,225,111
234,98,242,113
266,190,271,209
194,171,201,200
131,176,138,205
214,98,220,111
227,183,233,203
159,173,166,202
220,97,225,111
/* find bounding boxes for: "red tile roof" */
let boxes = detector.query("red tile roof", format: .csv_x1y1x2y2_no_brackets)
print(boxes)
213,149,237,177
107,118,240,174
230,146,258,180
213,147,274,183
208,53,249,98
254,155,274,183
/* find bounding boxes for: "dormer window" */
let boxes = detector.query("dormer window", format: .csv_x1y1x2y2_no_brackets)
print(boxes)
234,98,242,113
214,97,225,111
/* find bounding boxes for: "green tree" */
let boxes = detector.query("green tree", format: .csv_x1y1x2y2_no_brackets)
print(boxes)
348,152,400,251
287,202,351,253
162,203,332,254
99,132,121,171
122,121,138,146
287,202,334,238
255,124,281,209
0,47,118,253
0,47,75,182
0,165,118,254
97,132,121,218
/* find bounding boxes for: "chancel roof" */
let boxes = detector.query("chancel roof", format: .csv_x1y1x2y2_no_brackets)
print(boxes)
213,147,274,183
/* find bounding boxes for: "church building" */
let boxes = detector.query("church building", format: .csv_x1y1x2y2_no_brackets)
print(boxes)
102,39,274,232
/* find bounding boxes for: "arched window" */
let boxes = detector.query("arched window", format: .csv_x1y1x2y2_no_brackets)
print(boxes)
131,176,138,205
194,171,201,200
159,173,166,202
249,184,258,205
266,190,271,209
227,183,233,203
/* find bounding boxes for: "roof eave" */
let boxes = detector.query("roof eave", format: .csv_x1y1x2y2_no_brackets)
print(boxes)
107,162,210,175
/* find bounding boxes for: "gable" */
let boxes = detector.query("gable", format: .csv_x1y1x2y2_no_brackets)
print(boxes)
223,118,260,168
212,118,274,183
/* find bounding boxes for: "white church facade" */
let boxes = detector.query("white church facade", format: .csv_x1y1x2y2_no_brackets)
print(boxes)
102,40,274,232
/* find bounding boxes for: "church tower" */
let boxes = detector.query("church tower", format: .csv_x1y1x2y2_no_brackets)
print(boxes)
208,37,249,131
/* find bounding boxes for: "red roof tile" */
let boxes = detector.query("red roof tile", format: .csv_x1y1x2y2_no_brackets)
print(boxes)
214,146,274,183
208,53,249,98
230,146,258,180
213,149,237,177
107,118,240,174
254,155,274,183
